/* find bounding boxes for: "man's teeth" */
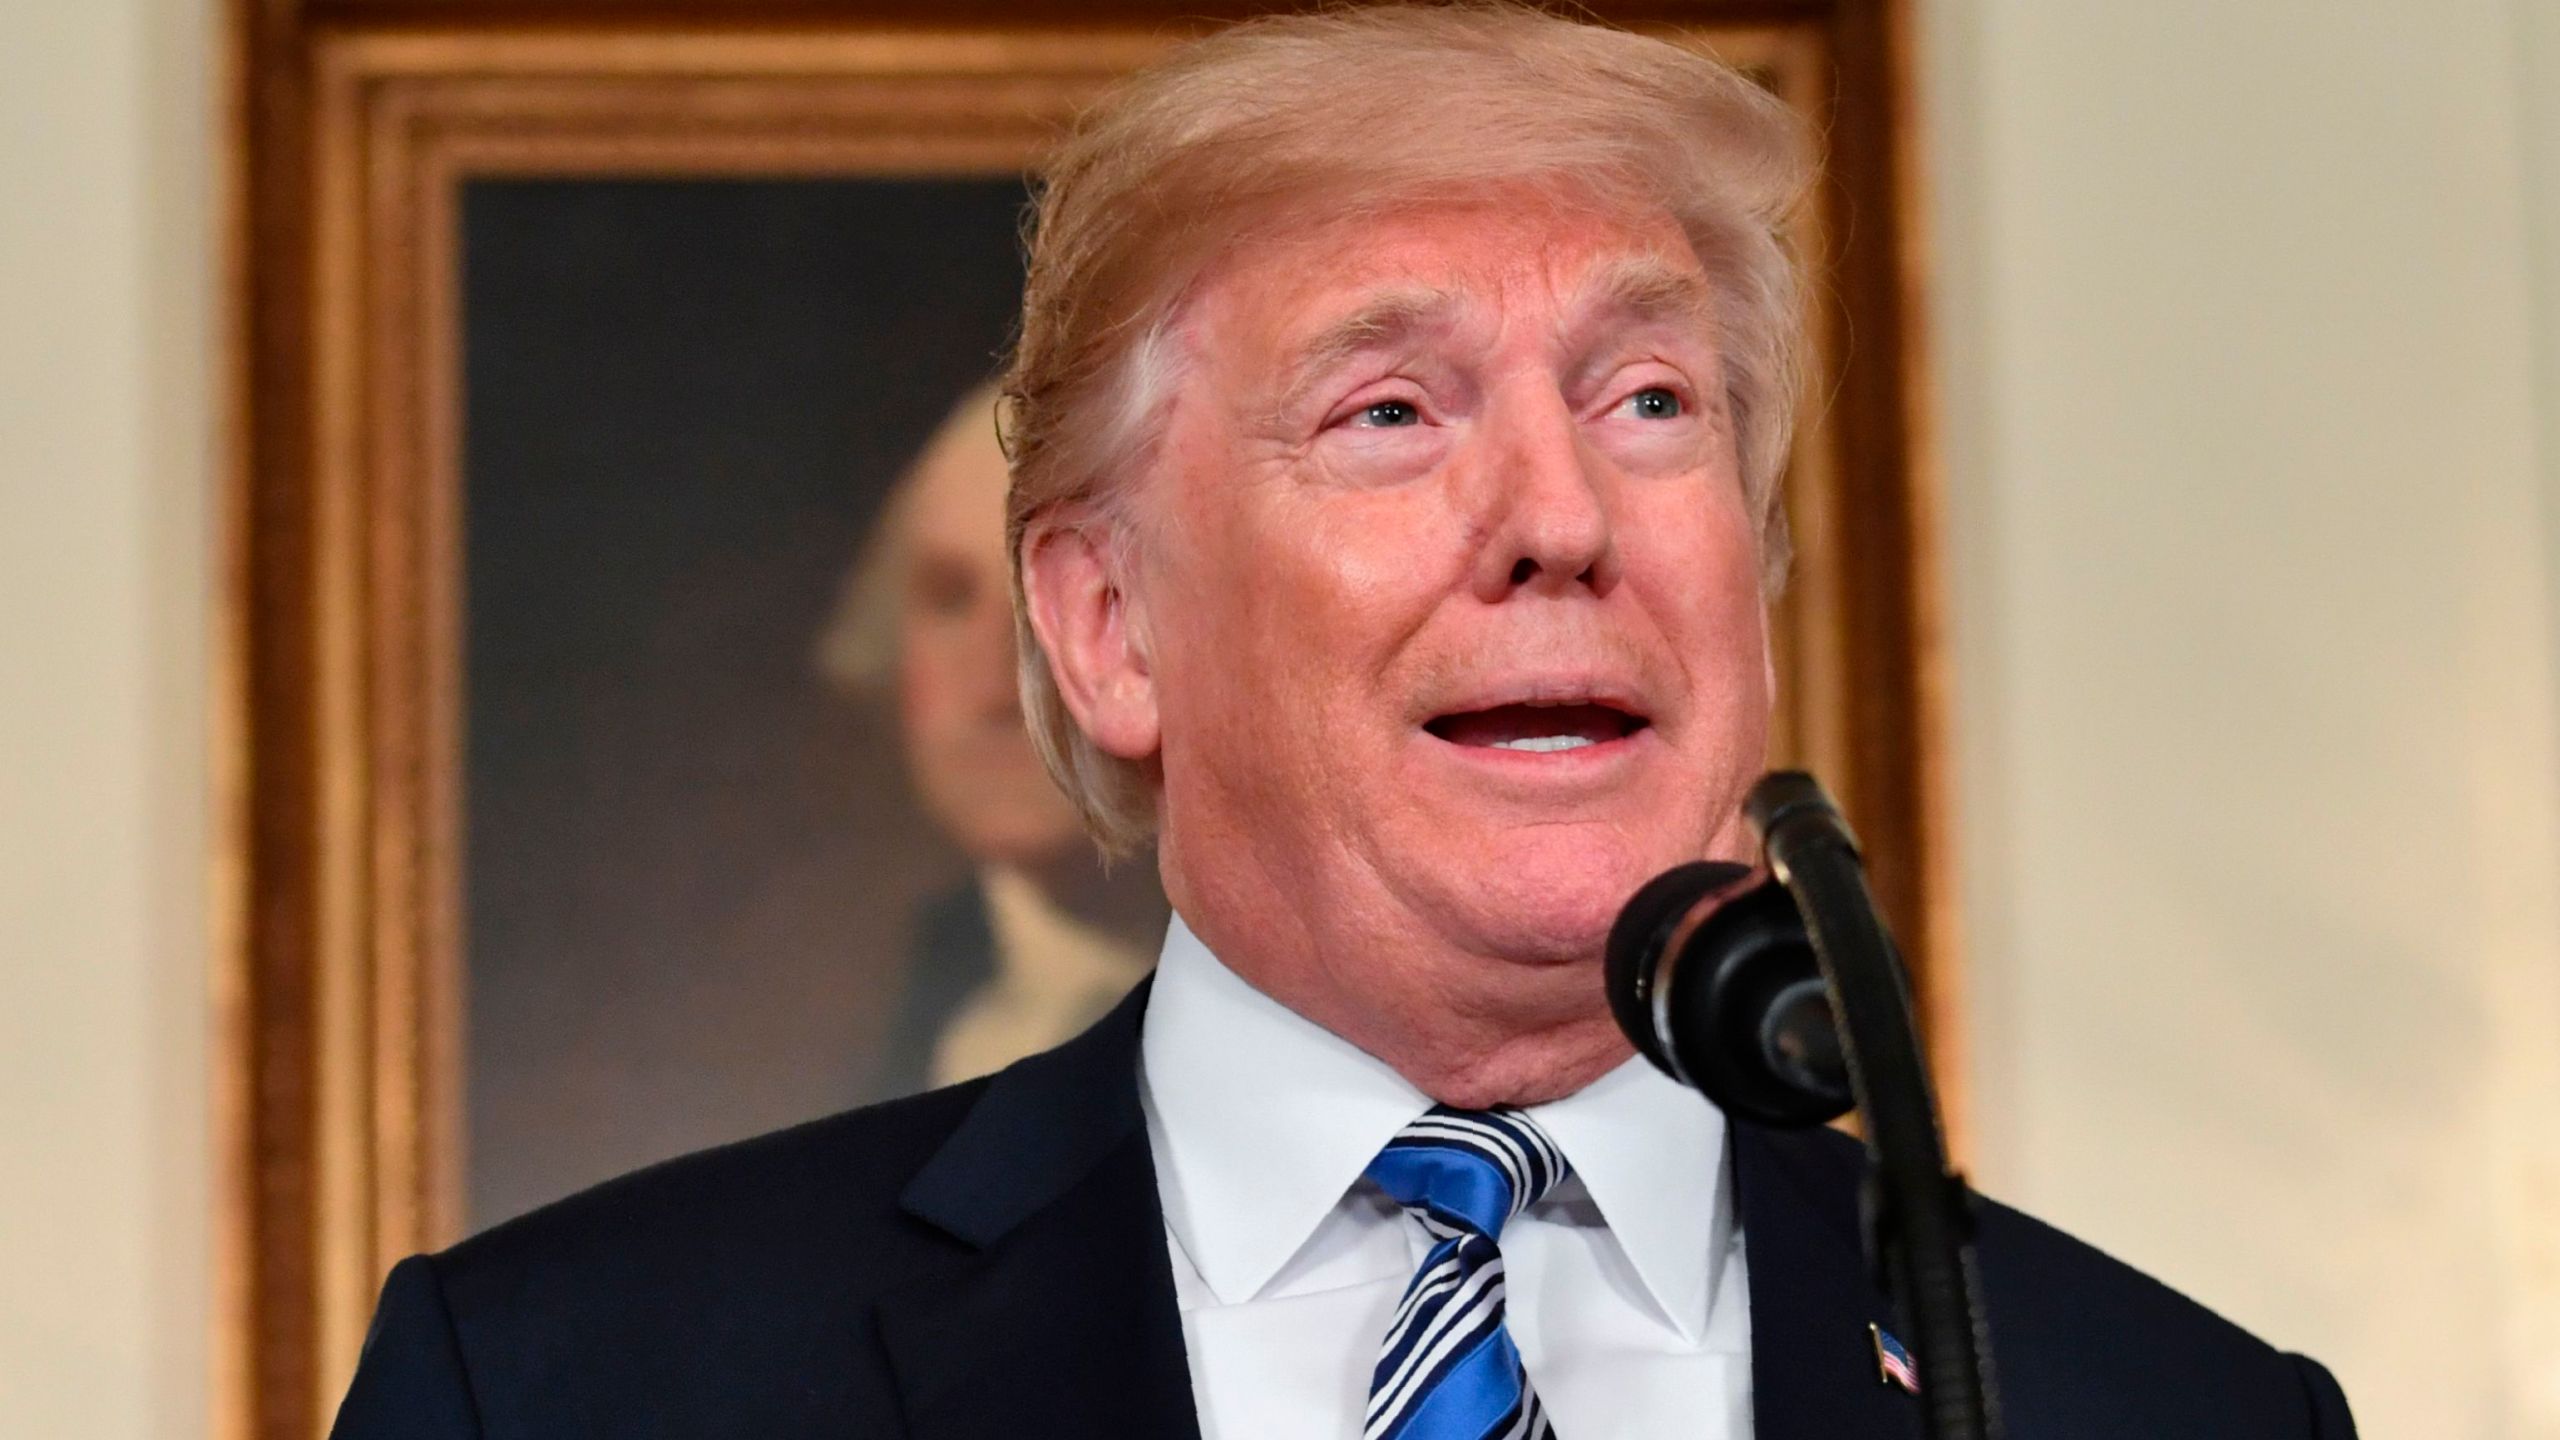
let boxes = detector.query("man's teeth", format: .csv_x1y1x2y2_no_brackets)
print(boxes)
1491,734,1597,753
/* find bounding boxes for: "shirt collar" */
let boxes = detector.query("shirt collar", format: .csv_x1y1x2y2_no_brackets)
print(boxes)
1526,1038,1732,1342
1141,913,1426,1307
1137,912,1733,1342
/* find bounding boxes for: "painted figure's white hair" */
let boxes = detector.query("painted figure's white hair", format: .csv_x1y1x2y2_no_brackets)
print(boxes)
1004,0,1815,854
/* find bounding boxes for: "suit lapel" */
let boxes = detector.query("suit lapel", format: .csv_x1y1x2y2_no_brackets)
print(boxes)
877,982,1202,1440
879,983,1924,1440
1734,1123,1928,1440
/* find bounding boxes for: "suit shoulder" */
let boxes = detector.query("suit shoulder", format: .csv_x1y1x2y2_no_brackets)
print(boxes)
1759,1124,2272,1339
1745,1125,2347,1435
1962,1181,2271,1360
349,1084,998,1435
1975,1198,2353,1433
431,1079,989,1311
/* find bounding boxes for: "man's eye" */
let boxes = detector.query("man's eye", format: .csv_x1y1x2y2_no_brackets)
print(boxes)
1357,399,1421,428
1622,387,1683,420
910,556,979,618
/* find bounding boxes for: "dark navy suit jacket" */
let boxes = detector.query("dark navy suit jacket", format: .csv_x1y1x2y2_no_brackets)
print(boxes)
332,984,2358,1438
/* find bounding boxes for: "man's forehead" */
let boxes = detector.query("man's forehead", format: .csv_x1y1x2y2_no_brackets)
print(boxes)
905,421,1010,550
1266,248,1720,390
1237,201,1715,347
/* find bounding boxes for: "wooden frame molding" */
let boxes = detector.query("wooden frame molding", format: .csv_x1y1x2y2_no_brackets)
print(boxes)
220,6,1946,1437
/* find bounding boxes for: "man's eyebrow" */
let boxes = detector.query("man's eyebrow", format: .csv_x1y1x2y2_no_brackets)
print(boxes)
1272,285,1459,416
1578,255,1720,336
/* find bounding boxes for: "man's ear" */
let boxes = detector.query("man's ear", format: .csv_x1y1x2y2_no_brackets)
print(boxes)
1020,520,1162,762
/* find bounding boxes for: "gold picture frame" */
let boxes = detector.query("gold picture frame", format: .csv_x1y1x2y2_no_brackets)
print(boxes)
220,4,1945,1436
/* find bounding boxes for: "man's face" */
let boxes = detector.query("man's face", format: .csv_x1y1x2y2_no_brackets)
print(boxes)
1132,195,1772,1046
896,406,1087,865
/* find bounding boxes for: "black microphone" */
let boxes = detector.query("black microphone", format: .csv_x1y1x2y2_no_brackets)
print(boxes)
1604,860,1853,1128
1609,772,2003,1440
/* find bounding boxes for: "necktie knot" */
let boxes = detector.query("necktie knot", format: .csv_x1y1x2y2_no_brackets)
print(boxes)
1363,1106,1571,1244
1361,1106,1568,1440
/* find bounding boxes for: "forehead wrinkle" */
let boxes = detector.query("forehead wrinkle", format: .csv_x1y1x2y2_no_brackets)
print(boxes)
1269,283,1461,421
1567,252,1720,348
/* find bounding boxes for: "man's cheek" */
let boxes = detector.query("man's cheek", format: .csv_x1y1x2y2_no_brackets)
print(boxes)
900,654,949,738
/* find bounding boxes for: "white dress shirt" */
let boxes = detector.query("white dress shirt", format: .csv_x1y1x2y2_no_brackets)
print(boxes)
1139,914,1754,1439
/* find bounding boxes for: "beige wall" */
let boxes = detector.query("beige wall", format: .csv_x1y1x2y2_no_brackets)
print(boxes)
3,0,2558,1436
0,0,216,1436
1925,0,2560,1435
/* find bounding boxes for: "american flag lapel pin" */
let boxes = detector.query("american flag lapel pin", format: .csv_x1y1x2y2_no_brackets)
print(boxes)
1870,1324,1921,1395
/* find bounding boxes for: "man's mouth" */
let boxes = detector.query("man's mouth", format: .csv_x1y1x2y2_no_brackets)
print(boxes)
1423,701,1650,753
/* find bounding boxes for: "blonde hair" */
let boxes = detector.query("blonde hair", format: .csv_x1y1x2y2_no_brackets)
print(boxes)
1004,1,1815,854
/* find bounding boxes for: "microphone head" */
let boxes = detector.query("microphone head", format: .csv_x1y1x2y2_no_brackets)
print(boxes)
1606,858,1855,1128
1605,860,1753,1079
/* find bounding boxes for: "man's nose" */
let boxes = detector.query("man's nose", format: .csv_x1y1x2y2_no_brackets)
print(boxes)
1469,393,1620,601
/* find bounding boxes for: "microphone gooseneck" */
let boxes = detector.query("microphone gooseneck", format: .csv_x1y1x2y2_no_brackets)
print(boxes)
1606,771,2003,1440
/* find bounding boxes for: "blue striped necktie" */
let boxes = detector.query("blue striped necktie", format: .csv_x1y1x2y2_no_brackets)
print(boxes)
1363,1106,1571,1440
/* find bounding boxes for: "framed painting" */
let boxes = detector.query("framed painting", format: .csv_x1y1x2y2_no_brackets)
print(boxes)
219,4,1943,1436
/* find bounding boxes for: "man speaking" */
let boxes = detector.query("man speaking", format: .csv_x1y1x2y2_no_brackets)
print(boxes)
334,5,2357,1436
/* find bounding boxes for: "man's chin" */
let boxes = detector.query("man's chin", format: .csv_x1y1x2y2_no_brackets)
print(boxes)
948,810,1097,874
1403,825,1666,966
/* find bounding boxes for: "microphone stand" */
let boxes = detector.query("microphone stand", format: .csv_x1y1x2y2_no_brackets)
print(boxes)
1747,772,2003,1440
